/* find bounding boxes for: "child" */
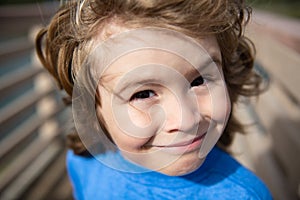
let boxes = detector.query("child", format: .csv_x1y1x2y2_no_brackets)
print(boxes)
36,0,272,199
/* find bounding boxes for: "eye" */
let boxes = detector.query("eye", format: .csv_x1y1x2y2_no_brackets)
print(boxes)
130,90,156,101
191,76,205,87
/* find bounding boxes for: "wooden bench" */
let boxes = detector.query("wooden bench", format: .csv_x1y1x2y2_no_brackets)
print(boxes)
1,4,299,200
232,10,300,200
0,3,73,199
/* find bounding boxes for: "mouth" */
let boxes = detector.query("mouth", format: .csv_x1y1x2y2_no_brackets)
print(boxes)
154,133,206,148
141,131,207,154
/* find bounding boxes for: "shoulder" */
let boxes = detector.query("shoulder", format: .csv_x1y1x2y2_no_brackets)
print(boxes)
66,150,130,199
204,147,273,200
66,151,94,200
66,151,110,199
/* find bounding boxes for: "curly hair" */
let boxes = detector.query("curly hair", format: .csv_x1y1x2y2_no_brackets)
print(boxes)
36,0,263,156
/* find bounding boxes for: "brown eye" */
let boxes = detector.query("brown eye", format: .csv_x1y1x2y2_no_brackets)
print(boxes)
130,90,155,101
191,76,204,87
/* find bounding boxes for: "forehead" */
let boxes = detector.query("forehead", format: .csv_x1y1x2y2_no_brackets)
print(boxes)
104,49,194,76
89,28,221,82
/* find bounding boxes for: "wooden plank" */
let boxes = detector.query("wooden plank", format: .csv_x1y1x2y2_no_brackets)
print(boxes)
48,174,74,200
0,134,54,192
233,100,297,200
251,10,300,53
0,37,32,57
255,82,300,152
254,83,300,198
0,88,54,126
22,148,71,200
0,104,64,160
247,26,300,103
245,17,300,198
0,139,63,200
0,2,59,18
0,66,43,93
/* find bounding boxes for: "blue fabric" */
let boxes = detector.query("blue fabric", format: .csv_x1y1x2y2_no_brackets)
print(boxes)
66,147,272,200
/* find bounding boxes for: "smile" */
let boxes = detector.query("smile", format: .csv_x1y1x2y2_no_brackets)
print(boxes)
149,133,207,154
155,134,206,148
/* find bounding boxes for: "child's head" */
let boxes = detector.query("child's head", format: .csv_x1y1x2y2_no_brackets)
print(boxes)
36,0,262,175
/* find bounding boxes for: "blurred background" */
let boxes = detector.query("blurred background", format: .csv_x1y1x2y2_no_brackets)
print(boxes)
0,0,299,199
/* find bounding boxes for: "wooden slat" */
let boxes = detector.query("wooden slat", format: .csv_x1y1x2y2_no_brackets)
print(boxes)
0,6,70,199
0,2,59,18
0,123,63,192
0,37,32,57
48,174,73,200
232,100,297,200
0,65,43,93
0,139,63,200
246,13,300,199
0,88,54,126
0,104,64,160
248,25,300,103
254,82,300,199
22,148,71,200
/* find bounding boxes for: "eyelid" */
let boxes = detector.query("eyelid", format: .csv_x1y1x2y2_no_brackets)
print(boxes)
190,74,216,88
129,90,157,102
199,70,218,80
202,75,214,82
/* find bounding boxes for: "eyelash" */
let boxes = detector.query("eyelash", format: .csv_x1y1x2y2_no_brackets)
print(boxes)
191,76,205,87
130,76,206,101
130,90,156,101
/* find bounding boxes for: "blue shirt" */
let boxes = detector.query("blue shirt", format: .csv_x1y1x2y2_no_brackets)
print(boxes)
67,146,272,200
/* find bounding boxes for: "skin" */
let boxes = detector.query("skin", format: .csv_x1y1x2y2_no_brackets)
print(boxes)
95,32,231,176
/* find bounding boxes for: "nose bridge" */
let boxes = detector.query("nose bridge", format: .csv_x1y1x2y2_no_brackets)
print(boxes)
164,91,199,132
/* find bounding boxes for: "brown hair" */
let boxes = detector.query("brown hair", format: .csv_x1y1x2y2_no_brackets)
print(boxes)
36,0,263,155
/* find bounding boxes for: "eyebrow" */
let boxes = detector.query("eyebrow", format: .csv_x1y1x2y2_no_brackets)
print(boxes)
115,77,163,95
211,55,222,68
110,55,222,94
184,55,222,80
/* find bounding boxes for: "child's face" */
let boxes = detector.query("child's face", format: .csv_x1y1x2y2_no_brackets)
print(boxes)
75,28,230,176
73,28,230,175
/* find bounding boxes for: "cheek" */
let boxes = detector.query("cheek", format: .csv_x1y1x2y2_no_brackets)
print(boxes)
196,95,211,117
103,114,151,151
128,106,152,128
195,88,214,120
212,86,231,122
101,104,159,152
198,86,231,158
197,85,230,122
113,130,150,151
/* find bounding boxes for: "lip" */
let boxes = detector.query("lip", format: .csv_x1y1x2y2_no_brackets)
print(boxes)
155,134,206,148
145,133,206,155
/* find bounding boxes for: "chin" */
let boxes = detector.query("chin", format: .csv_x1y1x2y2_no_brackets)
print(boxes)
158,153,206,176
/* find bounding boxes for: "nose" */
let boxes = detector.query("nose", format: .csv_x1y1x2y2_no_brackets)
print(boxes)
163,93,201,133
